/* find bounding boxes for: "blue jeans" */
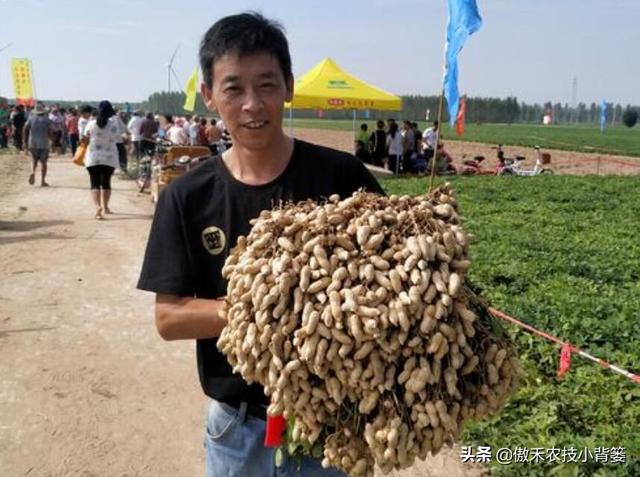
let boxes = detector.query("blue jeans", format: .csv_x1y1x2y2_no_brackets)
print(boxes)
204,399,347,477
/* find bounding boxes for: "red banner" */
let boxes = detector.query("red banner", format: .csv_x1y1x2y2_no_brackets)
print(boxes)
455,95,466,136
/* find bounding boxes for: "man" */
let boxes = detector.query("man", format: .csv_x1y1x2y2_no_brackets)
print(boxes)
369,119,386,167
422,120,439,152
114,110,129,172
127,110,144,161
188,115,200,145
78,104,92,138
48,107,65,155
205,117,222,155
11,105,27,151
137,12,383,477
166,116,188,145
0,99,9,149
23,103,53,186
65,108,80,156
354,123,370,163
139,112,158,157
422,120,439,170
401,120,415,173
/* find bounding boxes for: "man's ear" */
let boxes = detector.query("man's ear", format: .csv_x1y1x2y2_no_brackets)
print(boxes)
285,75,294,103
201,83,216,111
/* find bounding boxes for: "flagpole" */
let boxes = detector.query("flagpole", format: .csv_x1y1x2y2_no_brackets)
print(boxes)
29,59,37,104
428,89,445,192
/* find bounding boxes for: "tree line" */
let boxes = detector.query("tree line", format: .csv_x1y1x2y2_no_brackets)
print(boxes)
138,91,638,126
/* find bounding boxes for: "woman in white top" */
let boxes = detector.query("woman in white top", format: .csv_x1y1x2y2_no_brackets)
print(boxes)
386,122,404,174
82,100,120,219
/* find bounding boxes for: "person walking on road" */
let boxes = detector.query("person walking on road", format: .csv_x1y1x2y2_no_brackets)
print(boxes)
23,103,53,187
127,110,144,161
82,100,120,220
65,108,80,156
11,105,27,151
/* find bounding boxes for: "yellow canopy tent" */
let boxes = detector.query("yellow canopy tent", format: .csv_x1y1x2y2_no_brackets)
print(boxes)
285,58,400,178
286,57,402,111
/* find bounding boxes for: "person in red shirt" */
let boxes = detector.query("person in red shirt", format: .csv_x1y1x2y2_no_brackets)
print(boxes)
65,108,80,156
197,117,208,146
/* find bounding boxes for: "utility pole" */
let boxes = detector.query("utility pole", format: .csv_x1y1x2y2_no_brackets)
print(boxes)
571,75,577,123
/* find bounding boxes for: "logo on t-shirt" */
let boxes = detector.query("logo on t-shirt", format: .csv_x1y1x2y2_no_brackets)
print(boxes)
201,226,226,255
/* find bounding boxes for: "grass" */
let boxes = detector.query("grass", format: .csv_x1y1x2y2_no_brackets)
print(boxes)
380,175,640,477
287,119,640,158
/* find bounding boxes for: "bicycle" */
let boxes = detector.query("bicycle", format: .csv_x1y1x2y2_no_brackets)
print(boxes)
137,137,173,193
495,145,554,176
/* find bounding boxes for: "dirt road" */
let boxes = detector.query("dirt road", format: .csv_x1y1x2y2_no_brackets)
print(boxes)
0,152,484,477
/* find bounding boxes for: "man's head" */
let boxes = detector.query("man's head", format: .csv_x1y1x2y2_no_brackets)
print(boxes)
199,12,292,91
433,120,439,130
376,120,384,129
199,12,294,151
34,103,47,115
79,104,92,118
360,123,368,132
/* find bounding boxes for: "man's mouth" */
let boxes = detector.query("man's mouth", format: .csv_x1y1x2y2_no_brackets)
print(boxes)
243,120,268,130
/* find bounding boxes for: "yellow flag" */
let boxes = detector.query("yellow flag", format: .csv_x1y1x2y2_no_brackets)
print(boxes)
183,67,199,112
11,58,35,106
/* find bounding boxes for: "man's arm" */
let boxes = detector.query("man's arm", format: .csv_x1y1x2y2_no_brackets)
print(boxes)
155,294,226,340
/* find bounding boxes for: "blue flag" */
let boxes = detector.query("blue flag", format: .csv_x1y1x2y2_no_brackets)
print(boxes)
600,99,607,132
443,0,483,126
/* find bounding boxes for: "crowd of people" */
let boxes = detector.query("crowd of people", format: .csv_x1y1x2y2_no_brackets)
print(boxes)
0,97,231,220
354,119,456,175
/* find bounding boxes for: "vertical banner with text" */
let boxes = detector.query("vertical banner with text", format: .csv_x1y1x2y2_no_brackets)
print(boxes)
11,58,35,106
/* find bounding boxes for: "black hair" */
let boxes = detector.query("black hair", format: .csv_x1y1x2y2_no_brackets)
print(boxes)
96,100,115,129
360,123,367,131
80,104,92,115
164,114,173,124
389,122,398,138
376,120,384,128
199,11,292,89
146,113,154,120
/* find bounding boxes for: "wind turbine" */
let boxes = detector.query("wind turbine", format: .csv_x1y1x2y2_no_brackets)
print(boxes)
167,43,180,93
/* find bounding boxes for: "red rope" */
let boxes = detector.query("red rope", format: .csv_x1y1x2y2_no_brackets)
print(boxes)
488,307,640,384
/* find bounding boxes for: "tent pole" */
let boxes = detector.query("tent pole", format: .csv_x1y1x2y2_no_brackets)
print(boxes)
289,107,293,135
352,109,356,138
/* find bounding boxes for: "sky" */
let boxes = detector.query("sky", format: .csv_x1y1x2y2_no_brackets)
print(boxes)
1,0,639,106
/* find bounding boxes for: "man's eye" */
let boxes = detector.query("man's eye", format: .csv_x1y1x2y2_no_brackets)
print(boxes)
261,83,275,89
224,86,240,93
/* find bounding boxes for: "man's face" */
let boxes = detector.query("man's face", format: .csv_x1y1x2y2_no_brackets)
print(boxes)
202,51,293,151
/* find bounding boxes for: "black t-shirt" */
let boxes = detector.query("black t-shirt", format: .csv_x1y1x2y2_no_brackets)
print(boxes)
137,139,384,406
370,129,386,156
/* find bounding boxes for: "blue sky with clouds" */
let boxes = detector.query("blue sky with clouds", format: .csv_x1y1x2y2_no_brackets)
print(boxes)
1,0,638,105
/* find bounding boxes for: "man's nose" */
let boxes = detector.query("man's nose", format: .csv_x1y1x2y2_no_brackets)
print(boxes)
242,88,264,112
